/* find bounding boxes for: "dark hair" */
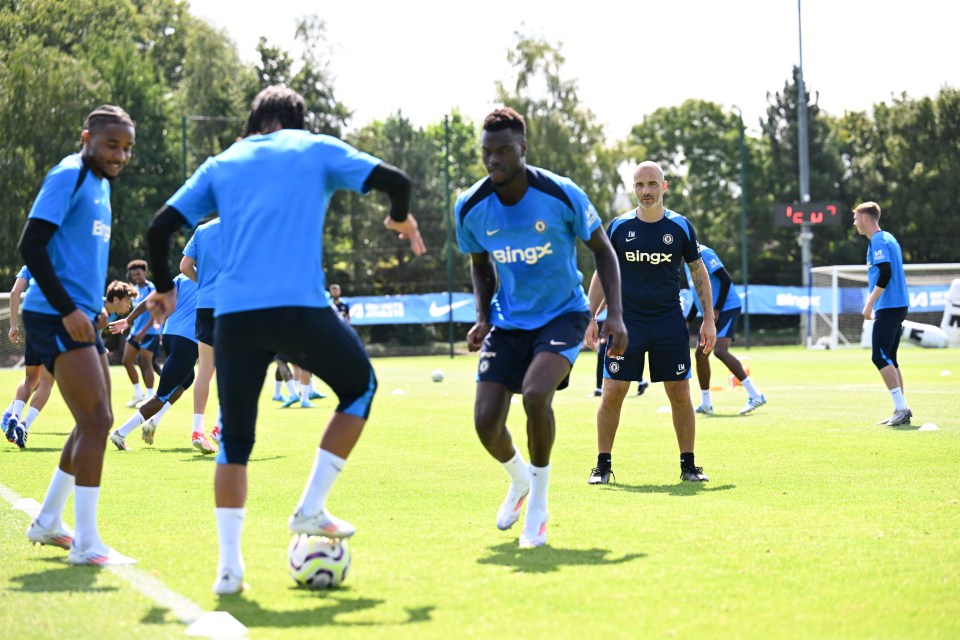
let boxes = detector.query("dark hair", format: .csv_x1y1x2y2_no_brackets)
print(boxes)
126,259,148,272
105,280,138,302
483,107,525,136
83,105,135,134
243,86,306,136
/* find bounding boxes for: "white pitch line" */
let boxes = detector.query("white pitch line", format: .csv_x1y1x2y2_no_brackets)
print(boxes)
0,481,246,638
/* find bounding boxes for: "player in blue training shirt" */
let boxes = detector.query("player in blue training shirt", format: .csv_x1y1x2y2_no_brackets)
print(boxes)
455,107,627,549
181,216,223,447
683,244,766,416
584,161,716,485
853,201,912,426
18,105,137,566
3,265,56,448
107,274,210,452
119,259,160,407
145,85,425,595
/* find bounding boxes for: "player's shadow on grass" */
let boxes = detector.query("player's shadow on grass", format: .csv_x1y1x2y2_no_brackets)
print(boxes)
5,447,63,453
214,594,434,628
479,542,644,574
11,562,116,593
609,482,736,496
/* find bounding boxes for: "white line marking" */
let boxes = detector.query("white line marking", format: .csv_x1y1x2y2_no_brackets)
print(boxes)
0,481,246,638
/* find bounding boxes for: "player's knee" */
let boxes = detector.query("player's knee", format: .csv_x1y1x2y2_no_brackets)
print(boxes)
221,435,255,465
521,389,551,416
871,351,891,370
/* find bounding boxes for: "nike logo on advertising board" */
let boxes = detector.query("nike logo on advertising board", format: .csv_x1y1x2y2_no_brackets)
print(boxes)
429,300,472,317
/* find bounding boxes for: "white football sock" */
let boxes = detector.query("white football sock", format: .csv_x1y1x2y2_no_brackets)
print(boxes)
193,413,205,434
151,401,171,426
23,407,40,430
296,448,346,517
274,381,283,396
501,449,530,487
527,463,550,512
742,376,761,399
700,389,712,407
36,468,75,529
117,411,145,437
132,383,142,397
215,507,246,575
11,399,25,418
73,485,102,551
890,387,907,411
285,380,298,397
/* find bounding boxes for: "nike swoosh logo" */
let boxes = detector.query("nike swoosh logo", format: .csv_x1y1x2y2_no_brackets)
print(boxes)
549,340,566,346
486,229,501,236
625,237,637,242
429,300,472,317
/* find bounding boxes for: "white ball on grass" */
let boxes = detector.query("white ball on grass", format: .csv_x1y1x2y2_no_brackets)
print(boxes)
431,369,445,382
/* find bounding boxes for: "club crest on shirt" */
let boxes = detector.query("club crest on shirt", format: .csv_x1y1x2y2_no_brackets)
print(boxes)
662,233,674,245
534,220,547,233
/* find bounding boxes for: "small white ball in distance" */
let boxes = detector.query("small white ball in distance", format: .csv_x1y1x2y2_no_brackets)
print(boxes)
431,369,445,383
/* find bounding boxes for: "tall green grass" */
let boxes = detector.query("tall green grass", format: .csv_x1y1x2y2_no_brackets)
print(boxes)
1,346,957,639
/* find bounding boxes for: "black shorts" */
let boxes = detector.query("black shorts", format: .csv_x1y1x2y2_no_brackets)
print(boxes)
22,310,106,374
23,332,41,367
872,307,908,369
477,311,590,394
214,306,376,465
128,333,160,356
155,334,198,402
715,307,741,340
195,308,215,346
606,308,691,383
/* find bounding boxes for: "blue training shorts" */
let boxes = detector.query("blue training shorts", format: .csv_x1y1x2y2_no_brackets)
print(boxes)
22,310,106,374
477,311,590,394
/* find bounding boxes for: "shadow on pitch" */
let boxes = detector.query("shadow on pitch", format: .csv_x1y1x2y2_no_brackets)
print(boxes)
11,561,116,593
213,593,435,628
608,482,736,496
478,542,644,574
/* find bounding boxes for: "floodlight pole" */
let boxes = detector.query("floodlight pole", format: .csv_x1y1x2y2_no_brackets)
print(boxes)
797,0,814,345
444,115,455,358
737,110,750,349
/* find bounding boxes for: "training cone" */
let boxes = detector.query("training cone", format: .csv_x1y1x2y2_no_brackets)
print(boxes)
730,362,750,388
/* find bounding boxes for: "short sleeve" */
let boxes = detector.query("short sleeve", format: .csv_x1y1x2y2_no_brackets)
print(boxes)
167,158,217,227
319,137,381,195
183,228,199,259
563,183,601,241
682,219,701,264
27,163,80,227
455,197,485,254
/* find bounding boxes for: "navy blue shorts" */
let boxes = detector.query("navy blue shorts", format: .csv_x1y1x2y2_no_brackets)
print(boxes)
715,307,741,340
195,308,215,346
214,306,377,465
23,332,41,367
155,334,198,402
22,310,106,374
128,332,160,356
605,309,691,383
478,311,590,394
872,306,908,369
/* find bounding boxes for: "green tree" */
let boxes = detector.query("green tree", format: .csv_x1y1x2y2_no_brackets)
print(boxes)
494,33,621,282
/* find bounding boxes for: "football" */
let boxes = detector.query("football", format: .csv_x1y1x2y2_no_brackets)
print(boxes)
287,534,351,589
431,369,445,382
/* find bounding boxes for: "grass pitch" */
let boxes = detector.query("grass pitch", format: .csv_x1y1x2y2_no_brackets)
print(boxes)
1,346,958,639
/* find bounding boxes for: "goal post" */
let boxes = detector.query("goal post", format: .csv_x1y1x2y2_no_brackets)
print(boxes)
809,263,960,349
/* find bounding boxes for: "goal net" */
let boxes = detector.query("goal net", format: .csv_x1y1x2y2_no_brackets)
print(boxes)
809,263,960,348
0,292,25,367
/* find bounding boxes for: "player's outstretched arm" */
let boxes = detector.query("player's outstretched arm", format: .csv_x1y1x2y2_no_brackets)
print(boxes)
146,204,188,324
584,228,627,357
364,163,426,256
